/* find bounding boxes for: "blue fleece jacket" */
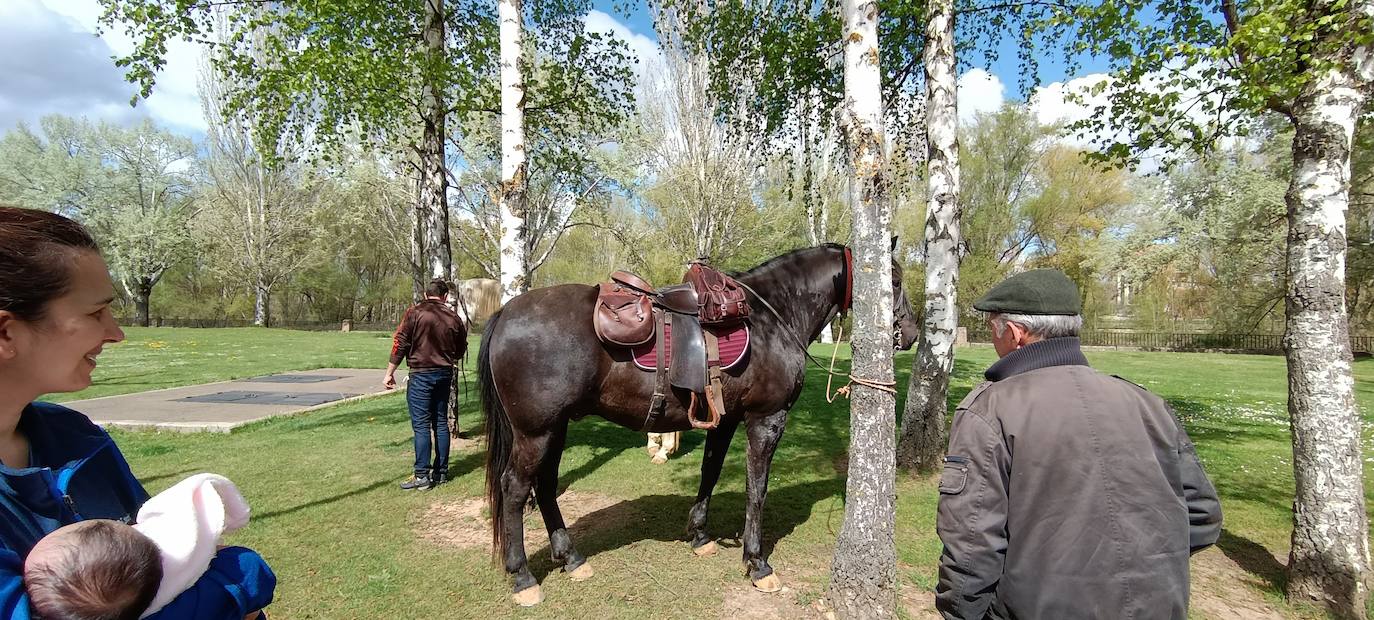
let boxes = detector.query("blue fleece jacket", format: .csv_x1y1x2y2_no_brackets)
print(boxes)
0,402,275,619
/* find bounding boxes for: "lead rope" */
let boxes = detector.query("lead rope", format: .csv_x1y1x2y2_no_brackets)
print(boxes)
732,280,898,400
824,325,898,402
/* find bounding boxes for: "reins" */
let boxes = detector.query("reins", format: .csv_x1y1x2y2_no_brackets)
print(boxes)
733,264,897,402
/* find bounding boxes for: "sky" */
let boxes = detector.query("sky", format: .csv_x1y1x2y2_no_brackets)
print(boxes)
2,0,1117,144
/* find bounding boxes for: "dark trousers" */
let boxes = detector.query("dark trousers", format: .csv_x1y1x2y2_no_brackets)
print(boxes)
406,368,452,476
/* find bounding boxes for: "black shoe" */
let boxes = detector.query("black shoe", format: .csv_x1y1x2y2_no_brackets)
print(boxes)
432,471,448,486
400,474,433,490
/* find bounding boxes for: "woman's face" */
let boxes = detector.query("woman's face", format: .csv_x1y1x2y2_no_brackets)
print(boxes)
4,251,125,395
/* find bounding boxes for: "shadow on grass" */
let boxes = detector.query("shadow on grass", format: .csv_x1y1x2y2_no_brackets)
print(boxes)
136,469,198,487
1217,529,1287,592
255,452,485,522
524,477,844,581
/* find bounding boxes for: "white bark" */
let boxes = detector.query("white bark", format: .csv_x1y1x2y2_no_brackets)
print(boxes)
827,0,896,617
896,0,960,473
497,0,528,302
1283,4,1372,614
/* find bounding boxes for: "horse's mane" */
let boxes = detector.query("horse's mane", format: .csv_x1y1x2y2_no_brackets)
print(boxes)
732,243,845,279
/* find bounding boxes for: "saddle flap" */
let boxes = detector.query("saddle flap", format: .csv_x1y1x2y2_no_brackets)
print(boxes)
684,262,750,326
669,313,707,392
657,284,700,315
593,282,654,347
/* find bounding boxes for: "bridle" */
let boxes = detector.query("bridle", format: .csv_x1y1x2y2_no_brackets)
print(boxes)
734,245,901,397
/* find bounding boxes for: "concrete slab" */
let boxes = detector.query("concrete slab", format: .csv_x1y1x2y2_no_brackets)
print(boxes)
66,368,409,433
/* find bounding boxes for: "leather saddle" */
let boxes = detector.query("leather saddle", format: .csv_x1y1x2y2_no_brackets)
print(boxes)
593,261,751,430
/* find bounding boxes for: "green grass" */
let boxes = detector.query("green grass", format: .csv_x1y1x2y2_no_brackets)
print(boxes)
48,327,398,402
65,328,1374,618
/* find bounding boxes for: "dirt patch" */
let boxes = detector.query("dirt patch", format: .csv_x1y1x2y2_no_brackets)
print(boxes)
1190,546,1291,619
719,582,825,620
414,491,622,551
898,585,941,620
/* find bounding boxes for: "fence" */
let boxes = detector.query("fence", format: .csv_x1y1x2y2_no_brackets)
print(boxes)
965,328,1374,354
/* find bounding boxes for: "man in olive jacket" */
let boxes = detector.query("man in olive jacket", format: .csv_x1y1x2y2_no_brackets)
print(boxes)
935,269,1222,620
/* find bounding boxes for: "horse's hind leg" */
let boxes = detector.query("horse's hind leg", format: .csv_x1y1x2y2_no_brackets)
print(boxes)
687,416,740,556
535,420,591,581
742,410,787,593
501,432,548,606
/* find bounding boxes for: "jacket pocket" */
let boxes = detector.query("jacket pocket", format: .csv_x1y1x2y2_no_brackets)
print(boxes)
939,456,968,494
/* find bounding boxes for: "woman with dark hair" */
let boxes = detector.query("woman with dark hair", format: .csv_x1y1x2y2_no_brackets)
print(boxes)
0,206,274,619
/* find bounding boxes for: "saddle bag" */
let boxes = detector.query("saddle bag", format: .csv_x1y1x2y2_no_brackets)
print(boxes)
593,282,654,346
685,263,750,326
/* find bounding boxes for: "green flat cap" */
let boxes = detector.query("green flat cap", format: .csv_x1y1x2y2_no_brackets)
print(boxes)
973,269,1081,315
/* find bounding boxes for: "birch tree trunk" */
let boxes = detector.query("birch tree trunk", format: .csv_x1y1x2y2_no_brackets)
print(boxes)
497,0,528,303
254,275,269,327
419,0,452,284
896,0,960,474
827,0,896,616
1282,7,1372,614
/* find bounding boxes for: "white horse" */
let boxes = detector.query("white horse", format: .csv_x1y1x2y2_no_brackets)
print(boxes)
644,431,682,464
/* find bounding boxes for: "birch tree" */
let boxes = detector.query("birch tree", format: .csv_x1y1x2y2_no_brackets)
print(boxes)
895,0,960,474
1036,1,1374,615
827,0,897,616
638,29,762,265
197,23,317,327
497,0,527,301
98,0,629,302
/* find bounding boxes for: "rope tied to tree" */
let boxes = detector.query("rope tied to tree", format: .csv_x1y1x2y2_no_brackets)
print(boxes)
825,325,898,402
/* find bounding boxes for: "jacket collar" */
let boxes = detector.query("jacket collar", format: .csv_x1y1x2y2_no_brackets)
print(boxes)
984,336,1090,382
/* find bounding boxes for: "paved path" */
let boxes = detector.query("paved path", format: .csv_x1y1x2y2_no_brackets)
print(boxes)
67,368,408,433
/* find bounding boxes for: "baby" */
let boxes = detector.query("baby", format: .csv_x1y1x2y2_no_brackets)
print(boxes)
23,474,251,620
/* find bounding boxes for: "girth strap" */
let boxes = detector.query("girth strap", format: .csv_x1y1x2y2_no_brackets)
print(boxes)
643,310,670,431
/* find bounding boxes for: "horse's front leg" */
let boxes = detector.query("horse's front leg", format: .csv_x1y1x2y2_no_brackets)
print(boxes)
743,409,787,592
687,417,740,555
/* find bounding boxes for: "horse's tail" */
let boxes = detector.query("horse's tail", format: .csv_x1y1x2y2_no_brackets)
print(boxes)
479,308,512,563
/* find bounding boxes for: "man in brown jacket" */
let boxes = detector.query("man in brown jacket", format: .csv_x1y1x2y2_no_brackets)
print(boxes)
385,278,468,490
936,269,1222,620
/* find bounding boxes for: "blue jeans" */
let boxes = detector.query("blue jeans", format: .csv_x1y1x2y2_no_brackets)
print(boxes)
406,368,452,477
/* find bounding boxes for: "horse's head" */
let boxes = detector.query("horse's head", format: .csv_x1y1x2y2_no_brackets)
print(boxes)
890,239,920,351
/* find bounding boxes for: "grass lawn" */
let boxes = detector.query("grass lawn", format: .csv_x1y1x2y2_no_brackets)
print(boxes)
61,328,1374,618
48,327,399,402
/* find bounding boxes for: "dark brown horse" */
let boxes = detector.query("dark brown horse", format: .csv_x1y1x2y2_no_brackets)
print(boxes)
479,244,919,605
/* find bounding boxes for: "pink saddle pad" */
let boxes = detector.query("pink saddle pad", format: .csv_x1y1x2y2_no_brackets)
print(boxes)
632,323,750,371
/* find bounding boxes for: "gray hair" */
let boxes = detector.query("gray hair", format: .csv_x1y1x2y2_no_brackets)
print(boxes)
988,312,1083,339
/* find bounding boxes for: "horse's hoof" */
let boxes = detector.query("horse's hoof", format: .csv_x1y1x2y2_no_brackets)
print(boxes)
511,585,544,607
567,562,595,582
752,574,783,593
692,541,719,557
644,445,658,456
650,454,668,464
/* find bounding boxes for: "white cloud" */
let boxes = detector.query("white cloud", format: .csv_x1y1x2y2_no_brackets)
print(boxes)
0,0,208,136
956,69,1005,124
583,10,663,87
1028,67,1244,172
1028,73,1113,148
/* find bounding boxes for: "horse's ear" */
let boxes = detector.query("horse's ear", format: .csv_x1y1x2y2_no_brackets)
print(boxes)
890,236,899,252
